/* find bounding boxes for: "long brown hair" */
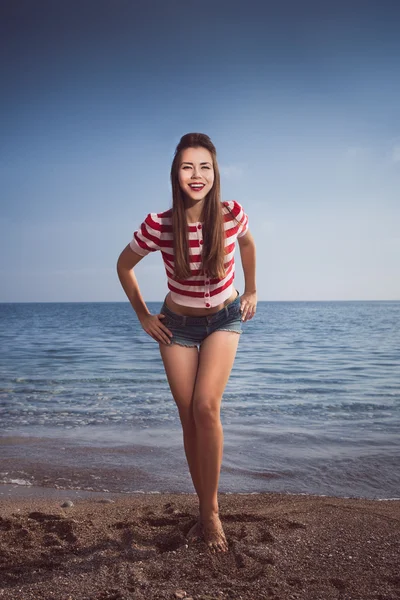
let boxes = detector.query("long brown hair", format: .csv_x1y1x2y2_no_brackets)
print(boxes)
170,132,239,280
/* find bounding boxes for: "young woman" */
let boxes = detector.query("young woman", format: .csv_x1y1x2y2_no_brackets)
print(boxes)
117,133,257,553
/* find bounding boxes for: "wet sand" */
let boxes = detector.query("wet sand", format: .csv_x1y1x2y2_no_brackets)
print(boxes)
0,487,399,600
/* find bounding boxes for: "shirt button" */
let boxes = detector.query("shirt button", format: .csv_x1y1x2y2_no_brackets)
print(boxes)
205,302,210,308
197,224,202,229
205,280,210,285
205,293,209,297
199,239,203,245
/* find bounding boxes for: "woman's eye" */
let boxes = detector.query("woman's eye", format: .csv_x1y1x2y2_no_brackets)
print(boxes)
182,165,211,170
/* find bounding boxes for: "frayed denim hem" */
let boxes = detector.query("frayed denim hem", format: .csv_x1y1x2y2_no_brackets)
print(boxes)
215,329,242,334
169,340,198,348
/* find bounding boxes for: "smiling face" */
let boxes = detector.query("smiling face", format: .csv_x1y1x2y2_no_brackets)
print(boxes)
178,146,215,203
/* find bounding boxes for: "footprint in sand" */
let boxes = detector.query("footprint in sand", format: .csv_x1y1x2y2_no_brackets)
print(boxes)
27,511,78,544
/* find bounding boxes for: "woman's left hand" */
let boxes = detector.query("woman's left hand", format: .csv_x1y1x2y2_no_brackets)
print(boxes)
240,291,257,321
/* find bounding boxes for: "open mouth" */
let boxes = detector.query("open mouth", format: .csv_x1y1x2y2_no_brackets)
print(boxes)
189,184,205,191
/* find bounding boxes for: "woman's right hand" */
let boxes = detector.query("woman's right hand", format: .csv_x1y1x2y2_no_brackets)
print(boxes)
139,314,173,345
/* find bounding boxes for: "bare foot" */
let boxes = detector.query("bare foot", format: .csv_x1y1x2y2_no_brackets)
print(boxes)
186,519,203,543
202,513,228,553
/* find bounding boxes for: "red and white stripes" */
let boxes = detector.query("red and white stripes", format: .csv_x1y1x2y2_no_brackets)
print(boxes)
129,200,249,308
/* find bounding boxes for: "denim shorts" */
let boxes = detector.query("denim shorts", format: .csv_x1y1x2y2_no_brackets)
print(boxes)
159,289,243,348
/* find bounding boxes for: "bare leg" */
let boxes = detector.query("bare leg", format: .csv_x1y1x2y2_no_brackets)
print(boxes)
180,414,203,541
193,331,241,553
158,343,203,540
196,418,227,552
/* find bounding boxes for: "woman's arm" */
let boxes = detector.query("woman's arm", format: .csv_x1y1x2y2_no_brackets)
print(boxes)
238,231,256,293
116,245,152,322
237,231,257,321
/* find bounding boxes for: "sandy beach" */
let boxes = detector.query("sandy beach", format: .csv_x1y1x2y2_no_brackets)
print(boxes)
0,486,399,600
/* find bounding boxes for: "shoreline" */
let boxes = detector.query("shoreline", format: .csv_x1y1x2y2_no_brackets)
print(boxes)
2,431,400,500
1,488,399,599
0,483,400,502
1,481,400,503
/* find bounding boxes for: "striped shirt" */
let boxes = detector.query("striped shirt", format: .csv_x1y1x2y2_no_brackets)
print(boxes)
129,200,249,308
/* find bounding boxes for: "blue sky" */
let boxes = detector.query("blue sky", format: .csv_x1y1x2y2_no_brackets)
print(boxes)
1,0,399,302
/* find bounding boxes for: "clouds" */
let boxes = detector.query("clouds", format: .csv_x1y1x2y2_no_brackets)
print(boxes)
392,146,400,164
219,164,245,180
343,143,400,181
345,143,400,165
345,146,371,159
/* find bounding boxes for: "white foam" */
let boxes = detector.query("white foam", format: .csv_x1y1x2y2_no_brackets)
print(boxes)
6,479,33,486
